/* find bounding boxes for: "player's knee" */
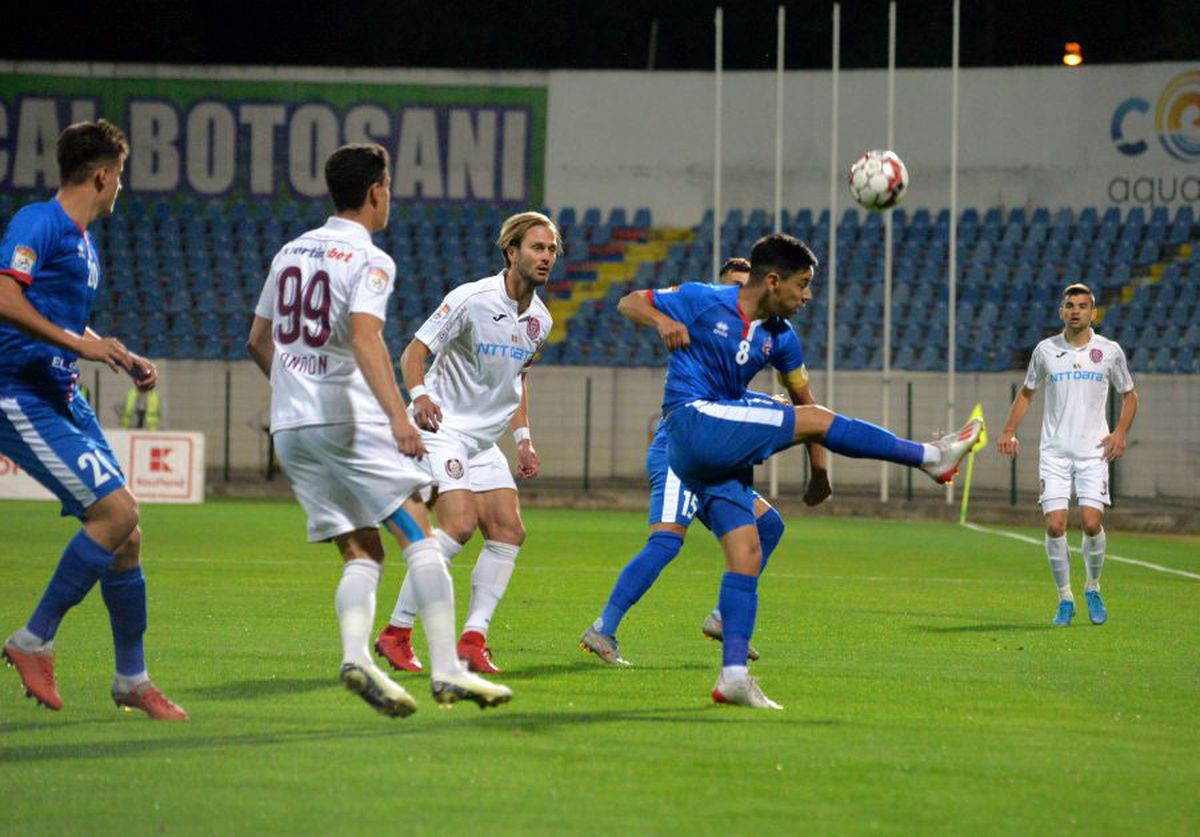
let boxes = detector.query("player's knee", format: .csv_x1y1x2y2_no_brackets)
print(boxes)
442,518,478,545
1045,520,1067,539
111,526,142,570
1080,514,1104,537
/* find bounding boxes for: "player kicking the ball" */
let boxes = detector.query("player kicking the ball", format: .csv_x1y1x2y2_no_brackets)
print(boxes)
0,119,186,720
997,283,1137,627
247,143,511,716
374,211,556,677
605,233,980,709
580,257,831,667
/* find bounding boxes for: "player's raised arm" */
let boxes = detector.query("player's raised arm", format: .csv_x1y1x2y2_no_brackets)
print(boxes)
400,336,442,432
617,289,689,350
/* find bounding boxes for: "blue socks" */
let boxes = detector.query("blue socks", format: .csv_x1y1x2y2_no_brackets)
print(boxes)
27,530,115,642
823,415,924,467
598,531,684,636
100,566,148,677
718,572,758,667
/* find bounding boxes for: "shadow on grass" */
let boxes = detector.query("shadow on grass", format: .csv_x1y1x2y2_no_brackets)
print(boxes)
499,659,710,680
914,623,1052,634
180,676,333,699
0,705,834,763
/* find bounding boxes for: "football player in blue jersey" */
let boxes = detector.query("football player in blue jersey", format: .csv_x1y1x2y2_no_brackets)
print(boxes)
581,257,830,667
591,233,981,709
0,119,187,719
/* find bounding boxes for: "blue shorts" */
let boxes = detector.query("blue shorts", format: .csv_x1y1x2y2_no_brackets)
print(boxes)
0,390,126,519
646,423,702,529
665,395,795,538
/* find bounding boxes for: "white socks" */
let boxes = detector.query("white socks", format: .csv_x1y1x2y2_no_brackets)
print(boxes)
388,528,463,629
1082,528,1106,593
921,444,940,465
464,541,519,636
402,537,463,677
1045,534,1073,602
335,559,382,666
8,627,50,653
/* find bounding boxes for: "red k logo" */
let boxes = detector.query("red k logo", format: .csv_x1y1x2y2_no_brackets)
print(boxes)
149,447,173,472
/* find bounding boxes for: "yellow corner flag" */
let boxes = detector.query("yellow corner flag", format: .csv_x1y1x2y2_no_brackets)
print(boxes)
959,403,988,525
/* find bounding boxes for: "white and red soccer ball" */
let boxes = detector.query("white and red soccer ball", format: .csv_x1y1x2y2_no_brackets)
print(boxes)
848,150,909,211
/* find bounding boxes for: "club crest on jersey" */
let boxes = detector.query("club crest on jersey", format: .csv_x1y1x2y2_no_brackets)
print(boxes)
526,318,541,340
1090,348,1103,363
712,321,729,338
431,303,450,321
11,245,35,273
445,458,464,480
367,268,388,293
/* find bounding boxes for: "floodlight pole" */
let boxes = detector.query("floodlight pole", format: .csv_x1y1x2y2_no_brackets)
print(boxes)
946,0,961,505
881,0,896,503
713,7,723,283
769,4,785,500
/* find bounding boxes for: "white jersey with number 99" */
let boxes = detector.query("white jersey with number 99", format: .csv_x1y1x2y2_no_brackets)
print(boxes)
255,216,396,433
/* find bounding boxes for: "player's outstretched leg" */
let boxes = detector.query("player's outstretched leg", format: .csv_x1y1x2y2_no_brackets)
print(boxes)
581,531,683,666
815,412,983,485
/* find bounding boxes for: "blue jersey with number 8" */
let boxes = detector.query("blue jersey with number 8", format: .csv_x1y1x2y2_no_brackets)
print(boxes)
648,283,804,414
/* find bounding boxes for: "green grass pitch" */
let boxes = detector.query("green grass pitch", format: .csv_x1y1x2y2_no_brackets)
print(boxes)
1,499,1197,834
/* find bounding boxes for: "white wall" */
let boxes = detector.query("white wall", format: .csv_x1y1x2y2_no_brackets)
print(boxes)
546,63,1200,224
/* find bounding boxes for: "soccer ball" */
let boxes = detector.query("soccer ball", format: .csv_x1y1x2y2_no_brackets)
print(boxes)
848,150,909,211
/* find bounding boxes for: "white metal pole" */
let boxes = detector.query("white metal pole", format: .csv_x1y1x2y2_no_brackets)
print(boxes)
881,0,896,502
769,4,785,500
826,3,840,485
713,7,723,283
946,0,960,504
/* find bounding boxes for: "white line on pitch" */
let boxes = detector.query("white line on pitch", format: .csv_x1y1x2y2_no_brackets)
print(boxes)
963,522,1200,581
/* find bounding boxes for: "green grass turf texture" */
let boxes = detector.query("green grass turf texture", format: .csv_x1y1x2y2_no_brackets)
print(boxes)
0,499,1197,835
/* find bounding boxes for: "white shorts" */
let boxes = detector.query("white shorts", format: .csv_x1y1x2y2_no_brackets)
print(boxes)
274,422,432,542
421,425,516,495
1038,454,1110,514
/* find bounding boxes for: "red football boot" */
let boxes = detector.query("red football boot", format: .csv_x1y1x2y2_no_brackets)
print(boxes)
112,680,189,721
374,625,424,673
456,631,502,674
3,639,63,711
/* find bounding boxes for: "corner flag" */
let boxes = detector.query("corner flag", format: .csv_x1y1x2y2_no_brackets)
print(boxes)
958,403,988,525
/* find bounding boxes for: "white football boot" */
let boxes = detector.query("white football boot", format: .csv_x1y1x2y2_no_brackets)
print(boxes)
711,672,783,710
431,667,513,709
339,662,418,718
920,417,984,484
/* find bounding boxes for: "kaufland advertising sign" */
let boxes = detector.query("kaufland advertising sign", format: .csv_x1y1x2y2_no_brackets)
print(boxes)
0,71,546,204
0,431,205,504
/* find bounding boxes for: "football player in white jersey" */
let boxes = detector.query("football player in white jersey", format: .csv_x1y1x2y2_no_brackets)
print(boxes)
246,143,512,716
998,283,1138,627
376,211,557,675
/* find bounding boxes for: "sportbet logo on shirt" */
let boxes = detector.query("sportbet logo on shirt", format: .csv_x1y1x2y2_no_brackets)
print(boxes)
10,245,35,273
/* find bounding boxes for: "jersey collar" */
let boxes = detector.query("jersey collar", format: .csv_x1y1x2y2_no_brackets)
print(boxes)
324,216,373,244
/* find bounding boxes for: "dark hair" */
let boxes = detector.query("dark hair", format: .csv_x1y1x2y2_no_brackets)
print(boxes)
748,233,818,284
58,119,129,185
719,257,751,277
324,143,389,212
1063,283,1095,303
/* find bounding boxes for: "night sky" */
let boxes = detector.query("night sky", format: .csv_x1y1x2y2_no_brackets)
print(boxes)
5,0,1199,71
